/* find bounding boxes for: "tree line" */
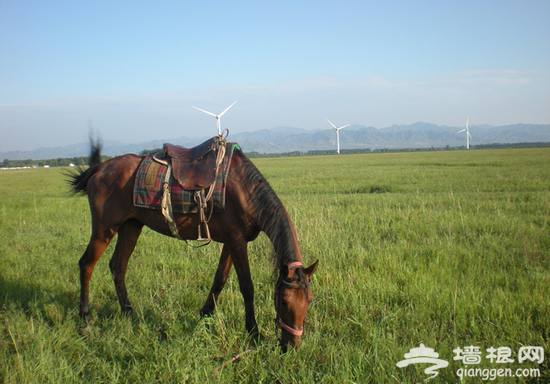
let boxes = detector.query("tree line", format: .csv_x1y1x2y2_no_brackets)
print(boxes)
2,154,112,169
3,142,549,168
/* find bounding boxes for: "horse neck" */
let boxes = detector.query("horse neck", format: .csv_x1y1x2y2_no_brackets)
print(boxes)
239,154,302,271
260,200,303,271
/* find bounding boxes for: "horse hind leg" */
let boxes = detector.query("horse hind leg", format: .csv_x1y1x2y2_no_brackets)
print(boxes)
109,219,143,316
79,225,117,321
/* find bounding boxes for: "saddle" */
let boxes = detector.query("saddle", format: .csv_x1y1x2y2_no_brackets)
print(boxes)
162,137,225,190
153,135,228,242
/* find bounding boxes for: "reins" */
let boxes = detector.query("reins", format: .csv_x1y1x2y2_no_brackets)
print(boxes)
274,261,310,337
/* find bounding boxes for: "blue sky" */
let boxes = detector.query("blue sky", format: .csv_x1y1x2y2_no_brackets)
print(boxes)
1,0,549,152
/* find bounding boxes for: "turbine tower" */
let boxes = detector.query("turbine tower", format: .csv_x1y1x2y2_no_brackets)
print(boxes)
457,117,472,149
193,101,237,135
326,118,350,154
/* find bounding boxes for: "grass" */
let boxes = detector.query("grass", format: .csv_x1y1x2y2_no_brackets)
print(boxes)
1,148,549,383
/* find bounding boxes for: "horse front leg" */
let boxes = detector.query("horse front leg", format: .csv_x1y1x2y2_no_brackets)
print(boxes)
109,219,143,316
229,239,259,337
200,243,233,317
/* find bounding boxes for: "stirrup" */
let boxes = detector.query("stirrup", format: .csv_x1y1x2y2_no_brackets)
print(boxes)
194,190,212,244
197,221,211,243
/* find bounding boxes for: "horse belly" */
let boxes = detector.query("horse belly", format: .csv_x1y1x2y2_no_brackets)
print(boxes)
135,208,206,240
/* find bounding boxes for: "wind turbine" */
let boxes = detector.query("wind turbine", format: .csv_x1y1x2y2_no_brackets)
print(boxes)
326,118,350,154
193,101,237,135
457,117,472,149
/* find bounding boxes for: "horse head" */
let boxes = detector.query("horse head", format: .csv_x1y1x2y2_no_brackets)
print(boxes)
275,260,319,351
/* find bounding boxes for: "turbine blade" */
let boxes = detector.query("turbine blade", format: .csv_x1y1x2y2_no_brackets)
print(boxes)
193,106,217,117
339,124,351,129
468,132,472,139
457,129,466,133
219,100,237,117
325,118,337,129
466,117,469,130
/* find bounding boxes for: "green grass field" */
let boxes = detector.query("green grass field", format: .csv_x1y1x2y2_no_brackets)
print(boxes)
1,148,549,383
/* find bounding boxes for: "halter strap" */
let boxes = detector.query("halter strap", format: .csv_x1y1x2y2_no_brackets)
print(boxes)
282,279,310,289
287,261,303,270
278,319,304,336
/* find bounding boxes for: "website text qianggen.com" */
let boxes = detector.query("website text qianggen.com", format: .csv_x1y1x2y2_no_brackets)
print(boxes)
457,367,540,381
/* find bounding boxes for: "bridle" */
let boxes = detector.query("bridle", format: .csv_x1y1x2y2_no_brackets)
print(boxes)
274,261,311,337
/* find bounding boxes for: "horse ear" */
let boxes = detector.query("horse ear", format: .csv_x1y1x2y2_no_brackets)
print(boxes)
303,260,319,278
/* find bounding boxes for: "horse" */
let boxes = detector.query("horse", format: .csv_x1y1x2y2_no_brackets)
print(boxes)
68,136,318,349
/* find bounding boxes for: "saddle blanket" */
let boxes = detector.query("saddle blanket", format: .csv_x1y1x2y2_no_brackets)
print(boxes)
133,143,238,214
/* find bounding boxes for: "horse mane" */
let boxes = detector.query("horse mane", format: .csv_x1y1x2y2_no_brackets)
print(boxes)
236,149,299,273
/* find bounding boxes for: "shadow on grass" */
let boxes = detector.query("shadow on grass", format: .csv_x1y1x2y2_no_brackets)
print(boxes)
0,274,77,325
0,274,202,340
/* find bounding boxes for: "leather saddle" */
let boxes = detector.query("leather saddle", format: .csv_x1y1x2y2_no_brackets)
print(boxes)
161,137,225,190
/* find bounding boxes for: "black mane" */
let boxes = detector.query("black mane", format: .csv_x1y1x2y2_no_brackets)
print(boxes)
238,150,299,272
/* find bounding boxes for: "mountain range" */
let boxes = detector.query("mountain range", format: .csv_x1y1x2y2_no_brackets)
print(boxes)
2,123,549,160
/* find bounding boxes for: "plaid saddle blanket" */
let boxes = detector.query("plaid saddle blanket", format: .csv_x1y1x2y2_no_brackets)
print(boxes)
133,143,239,214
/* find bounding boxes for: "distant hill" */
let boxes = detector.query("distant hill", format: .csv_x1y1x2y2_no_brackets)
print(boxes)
229,123,550,153
1,123,549,160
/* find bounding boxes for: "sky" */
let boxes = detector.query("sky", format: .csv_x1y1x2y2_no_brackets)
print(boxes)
1,0,549,152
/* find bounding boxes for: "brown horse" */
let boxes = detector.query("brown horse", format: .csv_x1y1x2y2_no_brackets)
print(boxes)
68,137,318,349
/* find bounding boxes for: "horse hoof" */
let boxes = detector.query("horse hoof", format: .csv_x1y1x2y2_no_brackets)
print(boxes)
79,311,91,325
199,308,213,318
246,326,265,344
247,332,266,346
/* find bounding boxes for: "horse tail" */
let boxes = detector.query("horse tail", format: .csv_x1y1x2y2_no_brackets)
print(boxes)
67,136,103,194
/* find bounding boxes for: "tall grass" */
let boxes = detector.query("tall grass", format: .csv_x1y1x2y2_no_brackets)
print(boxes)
1,148,549,383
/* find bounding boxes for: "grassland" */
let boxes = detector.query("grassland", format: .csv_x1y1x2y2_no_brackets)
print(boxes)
1,148,549,383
